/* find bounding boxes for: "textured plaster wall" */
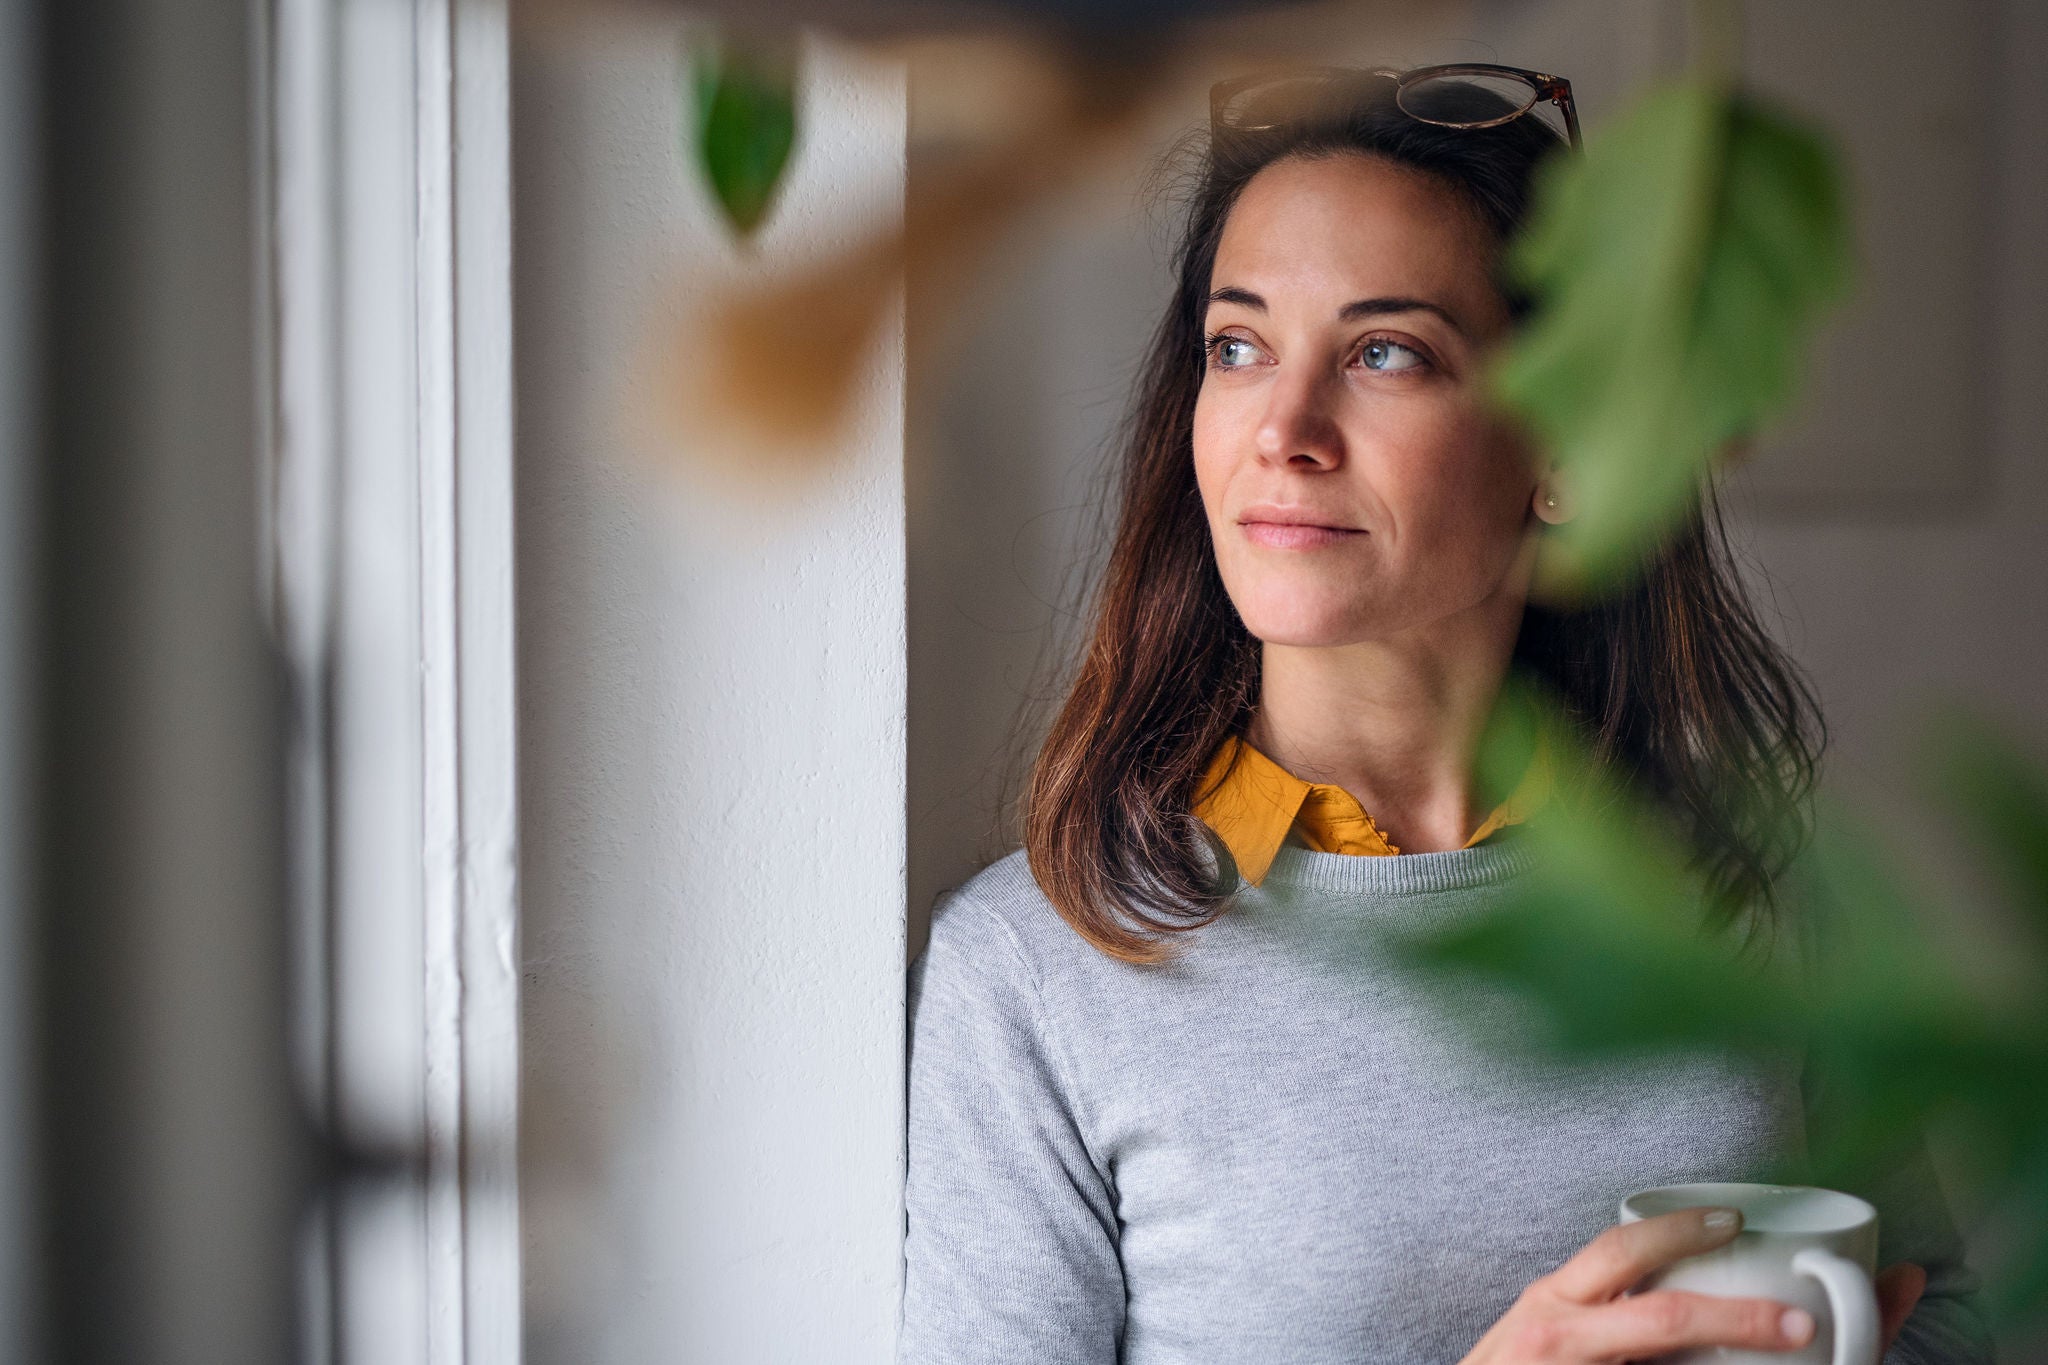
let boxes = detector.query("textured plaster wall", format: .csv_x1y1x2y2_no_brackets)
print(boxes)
514,19,906,1362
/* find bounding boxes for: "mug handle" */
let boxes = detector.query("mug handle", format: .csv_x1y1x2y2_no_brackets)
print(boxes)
1791,1247,1882,1365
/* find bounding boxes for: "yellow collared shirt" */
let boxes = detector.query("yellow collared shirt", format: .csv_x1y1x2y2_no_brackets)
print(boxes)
1193,733,1553,887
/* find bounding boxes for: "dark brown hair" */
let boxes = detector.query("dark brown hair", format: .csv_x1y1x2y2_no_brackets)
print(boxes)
1022,73,1825,965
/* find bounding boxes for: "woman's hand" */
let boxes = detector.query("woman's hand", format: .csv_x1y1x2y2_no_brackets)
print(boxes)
1876,1261,1927,1356
1458,1207,1818,1363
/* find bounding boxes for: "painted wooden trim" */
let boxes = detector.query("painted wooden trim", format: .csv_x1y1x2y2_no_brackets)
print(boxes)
437,2,522,1360
267,0,520,1360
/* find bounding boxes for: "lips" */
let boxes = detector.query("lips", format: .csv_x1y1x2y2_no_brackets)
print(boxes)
1237,504,1363,550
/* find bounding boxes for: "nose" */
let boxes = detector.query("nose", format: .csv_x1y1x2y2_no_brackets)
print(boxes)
1253,361,1344,470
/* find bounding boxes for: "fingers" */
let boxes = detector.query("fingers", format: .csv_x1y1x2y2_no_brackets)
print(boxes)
1877,1262,1928,1350
1545,1208,1744,1305
1566,1289,1816,1360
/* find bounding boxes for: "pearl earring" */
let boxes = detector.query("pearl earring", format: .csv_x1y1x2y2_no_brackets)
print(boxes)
1544,492,1558,509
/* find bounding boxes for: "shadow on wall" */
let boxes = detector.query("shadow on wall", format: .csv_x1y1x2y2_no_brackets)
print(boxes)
513,34,653,1362
904,173,1165,960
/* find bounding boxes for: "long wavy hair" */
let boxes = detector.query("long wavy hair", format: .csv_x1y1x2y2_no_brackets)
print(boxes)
1022,72,1826,965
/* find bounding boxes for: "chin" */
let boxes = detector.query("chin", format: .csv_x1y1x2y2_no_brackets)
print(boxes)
1231,585,1384,649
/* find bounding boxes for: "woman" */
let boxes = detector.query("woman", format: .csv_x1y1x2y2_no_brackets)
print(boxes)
898,65,1991,1364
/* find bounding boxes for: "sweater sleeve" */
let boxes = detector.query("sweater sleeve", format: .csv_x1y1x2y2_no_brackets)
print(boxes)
1868,1135,1999,1365
897,890,1126,1364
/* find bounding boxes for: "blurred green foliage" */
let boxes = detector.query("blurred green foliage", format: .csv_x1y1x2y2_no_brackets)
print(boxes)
1491,79,1851,586
1393,681,2048,1326
1436,66,2048,1326
689,35,799,239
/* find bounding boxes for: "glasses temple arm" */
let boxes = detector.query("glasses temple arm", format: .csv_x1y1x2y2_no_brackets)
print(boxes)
1540,81,1584,152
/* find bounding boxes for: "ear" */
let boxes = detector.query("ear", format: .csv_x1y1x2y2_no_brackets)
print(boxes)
1532,465,1574,525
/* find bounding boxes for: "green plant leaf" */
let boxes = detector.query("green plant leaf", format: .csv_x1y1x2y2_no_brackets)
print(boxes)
1491,80,1852,584
1385,680,2048,1318
1913,702,2048,958
689,36,799,239
1387,680,1811,1069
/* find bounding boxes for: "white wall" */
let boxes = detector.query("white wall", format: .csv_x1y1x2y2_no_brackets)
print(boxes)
514,19,906,1363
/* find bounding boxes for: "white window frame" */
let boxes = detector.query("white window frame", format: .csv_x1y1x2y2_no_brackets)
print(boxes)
266,1,520,1361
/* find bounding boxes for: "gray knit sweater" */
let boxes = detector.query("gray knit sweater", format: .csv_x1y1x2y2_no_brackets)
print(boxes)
897,838,1995,1364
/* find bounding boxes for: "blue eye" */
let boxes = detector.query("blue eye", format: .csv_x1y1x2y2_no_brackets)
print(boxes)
1202,332,1430,374
1359,338,1426,372
1204,333,1262,368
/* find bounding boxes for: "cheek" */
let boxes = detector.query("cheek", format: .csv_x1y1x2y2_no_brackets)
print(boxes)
1385,409,1531,542
1191,391,1236,520
1196,388,1220,491
1188,387,1533,645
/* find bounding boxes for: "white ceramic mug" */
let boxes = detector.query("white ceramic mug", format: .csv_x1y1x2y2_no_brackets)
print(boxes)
1618,1181,1882,1365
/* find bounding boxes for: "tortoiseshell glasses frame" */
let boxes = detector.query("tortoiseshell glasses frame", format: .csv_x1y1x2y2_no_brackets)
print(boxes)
1209,62,1583,154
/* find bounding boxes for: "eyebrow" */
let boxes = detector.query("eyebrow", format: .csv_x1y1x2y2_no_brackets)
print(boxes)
1204,285,1469,338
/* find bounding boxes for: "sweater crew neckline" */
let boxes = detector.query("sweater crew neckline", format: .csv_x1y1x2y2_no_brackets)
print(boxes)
1256,832,1538,896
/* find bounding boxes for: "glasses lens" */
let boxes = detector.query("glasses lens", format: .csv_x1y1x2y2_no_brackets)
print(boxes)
1215,70,1383,131
1395,70,1540,129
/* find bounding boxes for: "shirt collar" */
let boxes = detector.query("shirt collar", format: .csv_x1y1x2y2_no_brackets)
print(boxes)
1193,729,1554,888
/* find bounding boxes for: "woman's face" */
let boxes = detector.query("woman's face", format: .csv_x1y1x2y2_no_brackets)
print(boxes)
1193,151,1540,649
